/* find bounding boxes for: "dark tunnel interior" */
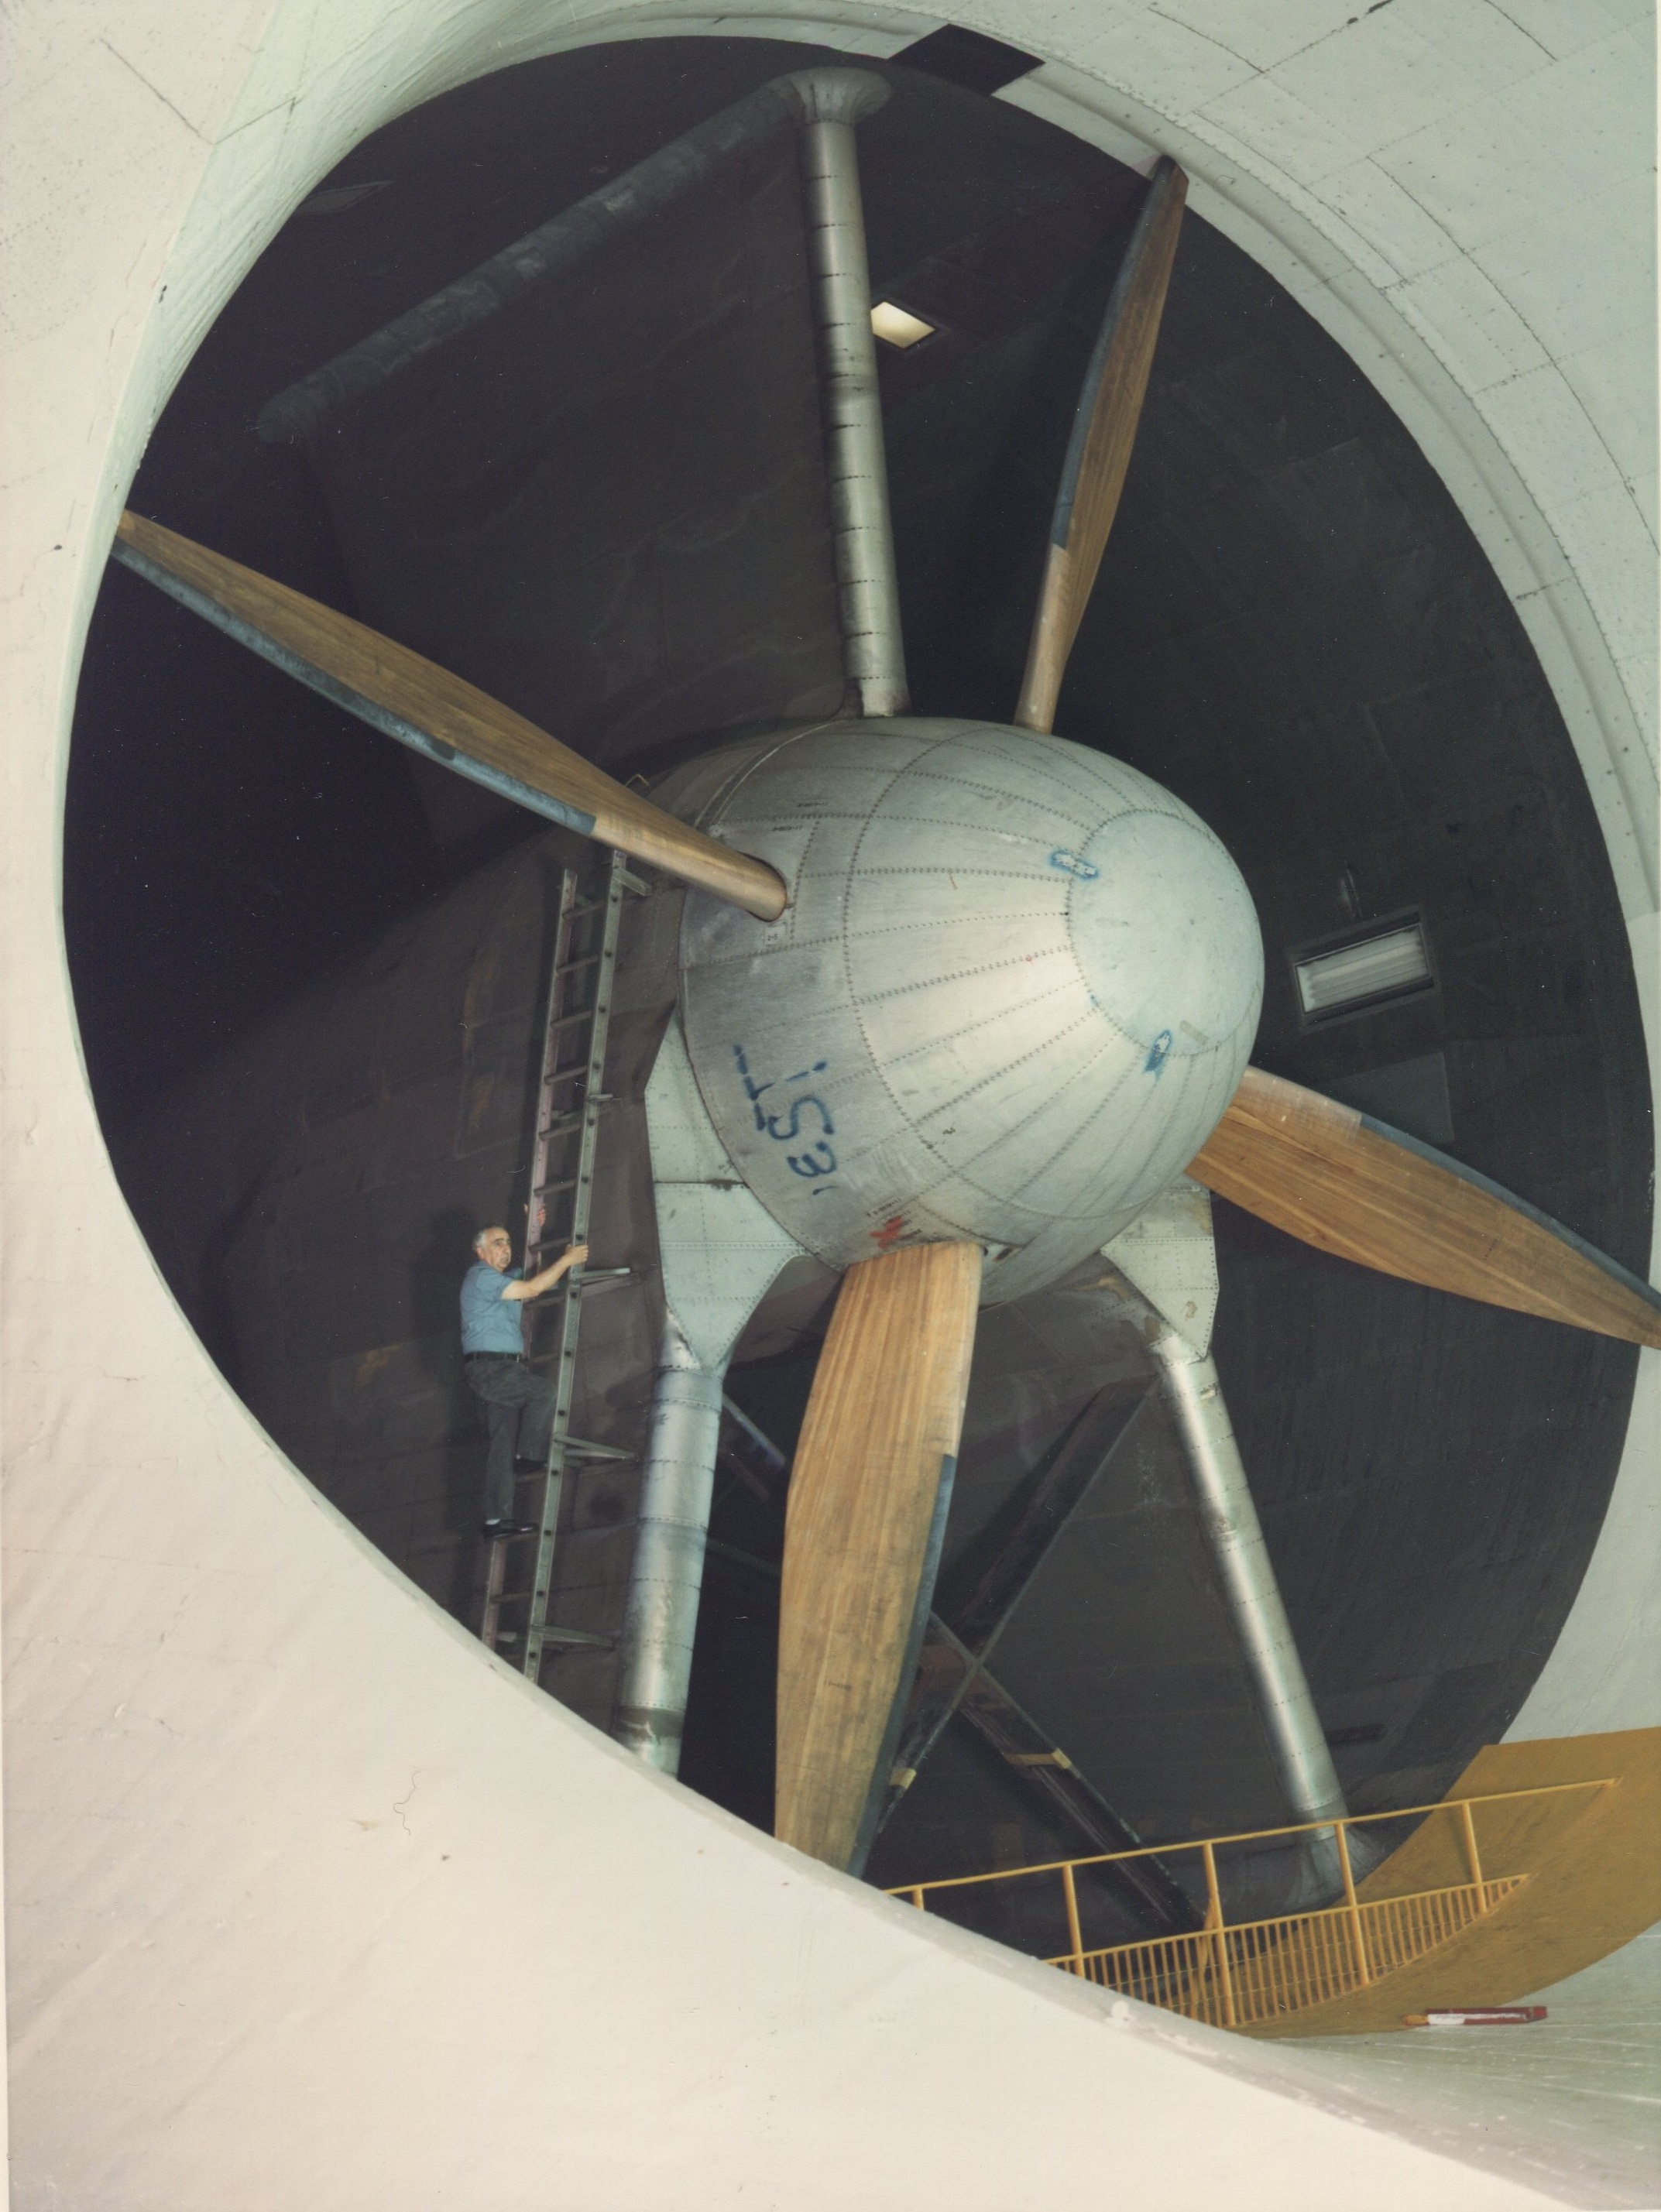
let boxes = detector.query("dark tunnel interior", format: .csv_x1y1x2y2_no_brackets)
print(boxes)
65,34,1652,1950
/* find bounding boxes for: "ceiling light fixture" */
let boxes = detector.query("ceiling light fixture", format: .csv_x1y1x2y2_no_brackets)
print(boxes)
870,300,938,349
1292,915,1434,1024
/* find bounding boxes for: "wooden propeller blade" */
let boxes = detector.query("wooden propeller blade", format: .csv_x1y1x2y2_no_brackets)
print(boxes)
111,511,788,921
1014,158,1187,737
776,1240,983,1871
1188,1067,1661,1349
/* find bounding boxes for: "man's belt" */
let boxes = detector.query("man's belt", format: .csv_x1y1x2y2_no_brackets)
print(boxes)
465,1351,525,1363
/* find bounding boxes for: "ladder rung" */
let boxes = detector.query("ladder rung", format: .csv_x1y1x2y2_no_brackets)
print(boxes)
533,1177,579,1199
523,1264,631,1288
541,1096,613,1136
546,1009,595,1034
563,1437,634,1462
554,952,603,976
521,1281,630,1331
494,1625,614,1648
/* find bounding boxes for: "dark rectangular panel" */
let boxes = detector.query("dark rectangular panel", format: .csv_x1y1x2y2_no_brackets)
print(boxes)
893,25,1044,96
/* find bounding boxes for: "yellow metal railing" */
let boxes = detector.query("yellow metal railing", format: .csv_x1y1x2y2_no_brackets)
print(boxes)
1066,1876,1525,2028
889,1779,1611,2029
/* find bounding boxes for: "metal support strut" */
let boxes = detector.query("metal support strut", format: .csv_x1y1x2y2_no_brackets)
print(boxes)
259,71,882,446
611,1318,730,1773
787,69,909,718
1150,1327,1347,1834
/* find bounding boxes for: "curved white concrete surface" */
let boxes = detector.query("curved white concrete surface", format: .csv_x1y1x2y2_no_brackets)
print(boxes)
3,2,1654,2204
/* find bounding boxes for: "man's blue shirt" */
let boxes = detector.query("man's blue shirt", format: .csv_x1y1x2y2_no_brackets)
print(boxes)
460,1261,525,1355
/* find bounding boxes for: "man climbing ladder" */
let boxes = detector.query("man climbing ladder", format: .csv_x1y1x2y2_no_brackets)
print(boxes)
461,1226,587,1538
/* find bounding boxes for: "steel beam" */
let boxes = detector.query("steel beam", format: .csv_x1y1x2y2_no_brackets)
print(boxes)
257,70,889,447
612,1315,729,1774
787,70,909,716
1150,1326,1346,1833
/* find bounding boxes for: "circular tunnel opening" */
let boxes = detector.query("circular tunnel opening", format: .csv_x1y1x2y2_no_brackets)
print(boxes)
64,33,1652,1946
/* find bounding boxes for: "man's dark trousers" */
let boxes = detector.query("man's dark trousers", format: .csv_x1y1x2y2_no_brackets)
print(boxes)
465,1355,555,1521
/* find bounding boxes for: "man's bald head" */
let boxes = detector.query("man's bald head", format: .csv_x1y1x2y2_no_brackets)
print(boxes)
474,1226,513,1271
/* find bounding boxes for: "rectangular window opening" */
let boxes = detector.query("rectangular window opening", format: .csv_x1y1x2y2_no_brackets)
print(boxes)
870,300,939,350
1292,915,1434,1025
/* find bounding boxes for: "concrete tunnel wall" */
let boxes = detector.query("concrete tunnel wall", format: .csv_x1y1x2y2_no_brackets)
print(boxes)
2,1,1654,2206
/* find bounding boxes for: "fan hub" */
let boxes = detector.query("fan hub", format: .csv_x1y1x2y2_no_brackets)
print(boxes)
662,718,1263,1303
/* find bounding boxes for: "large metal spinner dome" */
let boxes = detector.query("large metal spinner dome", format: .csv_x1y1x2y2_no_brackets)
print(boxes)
665,718,1263,1298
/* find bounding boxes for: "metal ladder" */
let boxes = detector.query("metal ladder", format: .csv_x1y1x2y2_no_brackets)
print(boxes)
481,847,637,1675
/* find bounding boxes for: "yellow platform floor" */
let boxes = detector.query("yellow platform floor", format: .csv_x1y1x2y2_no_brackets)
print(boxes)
1239,1727,1661,2039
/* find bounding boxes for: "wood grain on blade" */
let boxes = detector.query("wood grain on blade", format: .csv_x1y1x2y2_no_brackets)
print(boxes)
113,511,788,920
1189,1067,1661,1349
1014,158,1187,736
776,1241,983,1869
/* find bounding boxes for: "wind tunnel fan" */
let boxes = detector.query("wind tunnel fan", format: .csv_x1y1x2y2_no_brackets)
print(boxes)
112,67,1661,1882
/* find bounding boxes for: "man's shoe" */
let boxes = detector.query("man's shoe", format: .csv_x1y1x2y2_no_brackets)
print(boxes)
482,1518,537,1541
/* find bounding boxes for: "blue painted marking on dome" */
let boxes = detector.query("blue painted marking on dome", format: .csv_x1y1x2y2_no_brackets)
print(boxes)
1145,1030,1173,1075
1049,849,1100,881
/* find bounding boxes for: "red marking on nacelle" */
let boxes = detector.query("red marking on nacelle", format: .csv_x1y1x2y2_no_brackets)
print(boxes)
870,1216,908,1250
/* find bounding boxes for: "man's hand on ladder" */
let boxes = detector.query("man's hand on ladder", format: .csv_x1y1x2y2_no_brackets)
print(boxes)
503,1243,589,1302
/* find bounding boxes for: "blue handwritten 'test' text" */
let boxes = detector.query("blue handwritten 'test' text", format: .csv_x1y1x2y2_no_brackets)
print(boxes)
733,1044,840,1183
